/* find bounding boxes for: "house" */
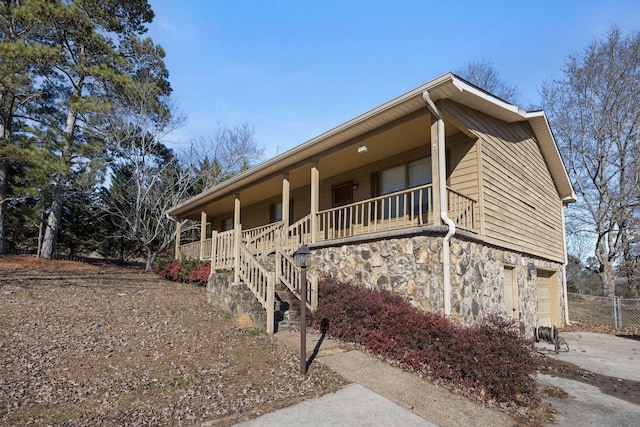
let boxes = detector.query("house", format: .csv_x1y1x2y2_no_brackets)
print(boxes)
167,72,576,335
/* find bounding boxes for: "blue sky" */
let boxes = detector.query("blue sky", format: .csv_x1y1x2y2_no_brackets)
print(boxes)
146,1,640,158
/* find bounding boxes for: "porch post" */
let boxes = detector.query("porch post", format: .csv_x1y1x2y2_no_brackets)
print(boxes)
210,230,218,274
200,210,207,260
266,272,275,334
282,173,290,229
234,193,241,228
310,161,319,243
174,220,181,260
234,225,241,283
430,114,442,224
234,193,241,283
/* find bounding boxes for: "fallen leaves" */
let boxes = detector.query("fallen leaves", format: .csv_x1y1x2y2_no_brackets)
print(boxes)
0,256,346,426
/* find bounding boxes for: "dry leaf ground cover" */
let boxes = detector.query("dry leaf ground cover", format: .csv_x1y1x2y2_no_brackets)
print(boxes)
0,256,346,426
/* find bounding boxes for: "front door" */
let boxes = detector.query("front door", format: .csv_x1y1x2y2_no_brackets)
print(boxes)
332,182,353,234
503,266,518,320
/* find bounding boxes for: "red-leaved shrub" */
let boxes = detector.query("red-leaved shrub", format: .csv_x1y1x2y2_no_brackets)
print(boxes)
160,262,182,281
188,263,211,285
154,259,211,286
312,278,539,405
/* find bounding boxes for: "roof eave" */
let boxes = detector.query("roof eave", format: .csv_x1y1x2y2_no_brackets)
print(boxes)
168,73,460,217
168,72,577,217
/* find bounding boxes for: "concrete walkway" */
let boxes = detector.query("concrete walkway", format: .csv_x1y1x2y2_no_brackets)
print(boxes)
237,330,514,427
236,330,640,427
236,383,433,427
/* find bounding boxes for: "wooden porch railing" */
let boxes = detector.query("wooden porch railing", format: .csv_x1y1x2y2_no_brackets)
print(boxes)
179,186,478,261
282,214,312,251
275,247,318,310
211,230,235,270
179,241,201,260
447,188,477,232
316,184,435,240
176,186,477,330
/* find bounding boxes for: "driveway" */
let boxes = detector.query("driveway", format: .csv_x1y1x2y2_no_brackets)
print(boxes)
536,331,640,426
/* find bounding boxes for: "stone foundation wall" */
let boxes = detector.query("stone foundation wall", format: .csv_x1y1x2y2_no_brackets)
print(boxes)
206,273,266,329
311,232,565,336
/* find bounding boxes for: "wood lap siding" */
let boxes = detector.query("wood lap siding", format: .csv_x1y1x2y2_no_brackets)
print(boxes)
441,100,565,263
447,134,479,201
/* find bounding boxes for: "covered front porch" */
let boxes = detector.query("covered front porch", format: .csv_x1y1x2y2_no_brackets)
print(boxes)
167,76,486,333
178,183,477,263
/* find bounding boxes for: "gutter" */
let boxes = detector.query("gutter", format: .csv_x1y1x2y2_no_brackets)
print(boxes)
423,91,455,316
561,204,571,325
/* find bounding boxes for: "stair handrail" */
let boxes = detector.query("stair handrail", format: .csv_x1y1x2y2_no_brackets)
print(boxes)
243,221,284,245
275,246,318,311
283,214,312,252
237,242,275,334
243,221,285,257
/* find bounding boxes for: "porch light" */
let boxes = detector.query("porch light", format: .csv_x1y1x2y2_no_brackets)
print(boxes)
293,244,312,269
357,144,368,153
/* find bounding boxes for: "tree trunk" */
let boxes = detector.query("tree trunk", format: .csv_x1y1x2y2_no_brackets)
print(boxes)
40,174,66,259
0,156,6,254
40,94,79,259
145,248,156,272
600,262,617,297
0,113,9,254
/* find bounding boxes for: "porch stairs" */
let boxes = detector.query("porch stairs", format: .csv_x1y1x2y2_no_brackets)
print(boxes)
210,219,318,334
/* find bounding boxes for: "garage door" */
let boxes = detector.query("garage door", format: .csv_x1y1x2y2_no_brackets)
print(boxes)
537,270,559,326
537,271,551,325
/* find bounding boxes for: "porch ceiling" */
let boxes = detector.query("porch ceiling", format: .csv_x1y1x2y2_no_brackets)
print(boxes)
180,113,466,220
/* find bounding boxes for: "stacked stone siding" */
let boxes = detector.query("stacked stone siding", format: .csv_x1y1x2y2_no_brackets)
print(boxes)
206,273,266,328
311,232,565,335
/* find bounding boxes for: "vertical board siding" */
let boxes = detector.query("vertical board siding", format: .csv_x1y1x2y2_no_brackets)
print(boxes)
441,100,565,262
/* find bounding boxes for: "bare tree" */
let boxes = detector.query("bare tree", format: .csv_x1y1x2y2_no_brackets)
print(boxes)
185,123,263,193
96,70,187,270
542,26,640,297
618,214,640,297
99,81,263,269
456,58,520,104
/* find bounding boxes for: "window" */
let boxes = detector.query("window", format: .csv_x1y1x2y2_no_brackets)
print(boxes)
381,165,406,218
270,199,294,223
381,165,406,195
221,217,234,231
379,157,432,218
408,157,432,187
408,158,432,214
270,202,283,222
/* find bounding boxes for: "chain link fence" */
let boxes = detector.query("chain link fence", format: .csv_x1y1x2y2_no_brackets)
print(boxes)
567,293,640,329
